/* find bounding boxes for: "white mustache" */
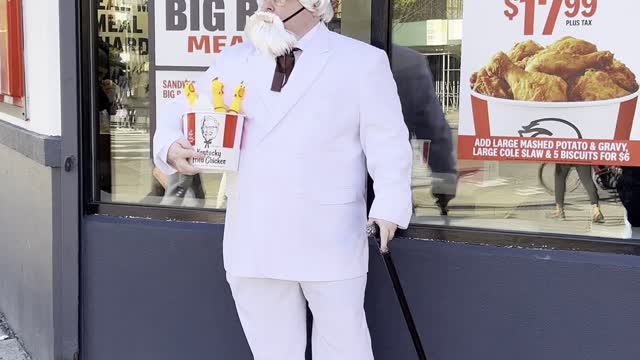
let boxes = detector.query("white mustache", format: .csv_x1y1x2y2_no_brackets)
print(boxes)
245,11,298,58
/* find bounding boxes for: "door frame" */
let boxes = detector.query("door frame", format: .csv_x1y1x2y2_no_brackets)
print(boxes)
56,0,82,359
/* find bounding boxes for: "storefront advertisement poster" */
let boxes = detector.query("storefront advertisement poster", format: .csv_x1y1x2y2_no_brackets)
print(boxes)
98,0,149,58
98,0,149,98
155,69,205,121
458,0,640,166
154,0,257,67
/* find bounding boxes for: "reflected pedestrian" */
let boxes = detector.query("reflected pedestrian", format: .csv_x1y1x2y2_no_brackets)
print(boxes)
551,163,604,222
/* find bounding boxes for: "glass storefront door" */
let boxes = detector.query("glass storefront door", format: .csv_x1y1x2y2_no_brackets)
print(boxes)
390,0,640,240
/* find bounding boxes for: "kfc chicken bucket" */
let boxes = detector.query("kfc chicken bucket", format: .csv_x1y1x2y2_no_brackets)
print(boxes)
182,111,245,172
470,89,639,140
467,36,640,142
179,78,246,172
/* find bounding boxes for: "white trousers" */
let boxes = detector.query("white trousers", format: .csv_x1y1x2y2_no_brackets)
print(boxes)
226,273,374,360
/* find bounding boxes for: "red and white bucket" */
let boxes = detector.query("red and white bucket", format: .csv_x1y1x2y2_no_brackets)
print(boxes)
469,90,639,140
182,111,245,172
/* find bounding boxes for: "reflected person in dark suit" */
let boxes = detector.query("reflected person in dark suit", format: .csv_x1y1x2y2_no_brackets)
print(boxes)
96,38,119,196
618,166,640,229
391,44,457,213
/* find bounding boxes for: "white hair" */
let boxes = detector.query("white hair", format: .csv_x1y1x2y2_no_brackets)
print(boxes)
256,0,335,23
299,0,334,22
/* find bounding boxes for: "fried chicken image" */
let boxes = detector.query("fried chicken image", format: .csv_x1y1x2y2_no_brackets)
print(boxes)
569,70,631,101
487,52,568,102
508,40,544,63
547,36,597,55
525,50,614,80
605,59,639,93
470,68,514,99
514,57,534,69
470,36,638,103
507,40,544,69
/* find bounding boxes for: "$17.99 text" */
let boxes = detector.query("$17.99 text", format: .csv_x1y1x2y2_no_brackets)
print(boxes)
504,0,598,35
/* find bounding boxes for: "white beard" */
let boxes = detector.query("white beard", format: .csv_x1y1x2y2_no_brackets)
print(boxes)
245,11,299,58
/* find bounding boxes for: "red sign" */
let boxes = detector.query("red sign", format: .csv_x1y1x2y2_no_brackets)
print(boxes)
1,0,25,108
504,0,598,35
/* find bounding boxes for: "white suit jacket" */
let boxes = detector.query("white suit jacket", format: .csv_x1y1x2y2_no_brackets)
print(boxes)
154,23,413,281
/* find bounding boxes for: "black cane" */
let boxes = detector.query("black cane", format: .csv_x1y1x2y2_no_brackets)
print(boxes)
368,223,428,360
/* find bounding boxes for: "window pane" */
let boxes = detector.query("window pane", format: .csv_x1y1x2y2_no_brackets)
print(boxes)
95,0,371,210
96,0,153,204
392,0,640,239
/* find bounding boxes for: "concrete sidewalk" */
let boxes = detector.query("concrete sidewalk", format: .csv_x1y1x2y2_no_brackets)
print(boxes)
0,313,30,360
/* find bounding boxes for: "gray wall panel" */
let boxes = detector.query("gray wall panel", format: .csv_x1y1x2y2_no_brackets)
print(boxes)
82,214,640,360
390,239,640,360
0,144,54,360
81,215,418,360
0,119,61,168
81,216,253,360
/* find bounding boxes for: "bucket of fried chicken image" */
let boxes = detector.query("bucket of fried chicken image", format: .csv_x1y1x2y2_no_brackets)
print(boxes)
181,79,245,172
469,37,639,140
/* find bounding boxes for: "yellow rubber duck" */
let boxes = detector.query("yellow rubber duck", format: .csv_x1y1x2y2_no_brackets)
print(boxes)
211,78,226,112
229,82,246,114
183,81,198,109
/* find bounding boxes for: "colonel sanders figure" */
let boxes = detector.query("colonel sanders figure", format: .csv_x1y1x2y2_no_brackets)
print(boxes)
200,115,220,149
153,0,413,358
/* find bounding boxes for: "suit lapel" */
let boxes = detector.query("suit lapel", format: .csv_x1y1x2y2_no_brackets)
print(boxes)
245,52,276,119
256,24,333,143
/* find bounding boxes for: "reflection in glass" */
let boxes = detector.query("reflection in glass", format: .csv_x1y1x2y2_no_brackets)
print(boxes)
96,0,156,204
391,0,638,239
94,0,369,209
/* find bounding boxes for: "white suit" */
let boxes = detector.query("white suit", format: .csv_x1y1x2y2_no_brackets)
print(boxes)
154,22,412,358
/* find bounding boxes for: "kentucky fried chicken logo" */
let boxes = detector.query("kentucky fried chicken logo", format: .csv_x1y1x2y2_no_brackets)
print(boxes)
518,118,583,139
201,115,220,149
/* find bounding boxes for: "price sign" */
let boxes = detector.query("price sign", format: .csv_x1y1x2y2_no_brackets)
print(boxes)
460,0,640,167
504,0,598,35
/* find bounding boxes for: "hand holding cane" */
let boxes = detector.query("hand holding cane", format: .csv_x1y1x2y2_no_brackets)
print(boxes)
368,222,428,360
